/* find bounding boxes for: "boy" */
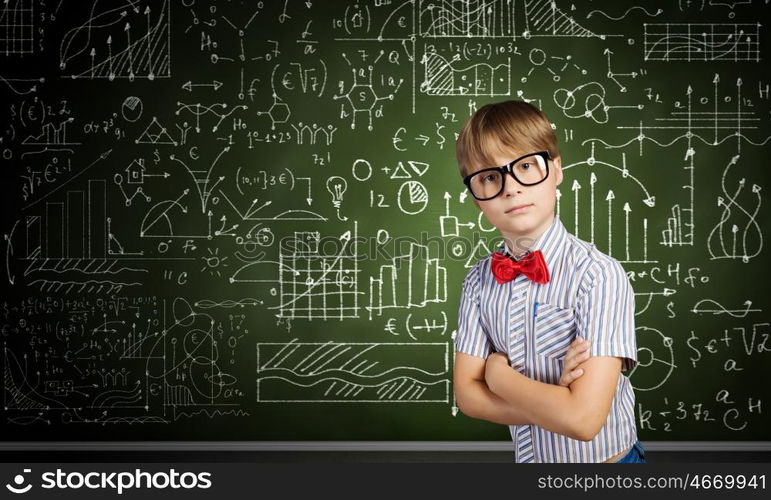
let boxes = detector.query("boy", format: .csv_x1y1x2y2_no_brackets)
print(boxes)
453,100,644,463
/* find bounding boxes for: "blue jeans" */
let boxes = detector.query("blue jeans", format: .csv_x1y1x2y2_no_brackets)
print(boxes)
614,440,646,463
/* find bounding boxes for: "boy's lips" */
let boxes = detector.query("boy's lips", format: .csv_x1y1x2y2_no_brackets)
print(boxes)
505,203,533,214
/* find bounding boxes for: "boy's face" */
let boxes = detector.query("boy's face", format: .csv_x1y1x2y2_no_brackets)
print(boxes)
469,146,563,253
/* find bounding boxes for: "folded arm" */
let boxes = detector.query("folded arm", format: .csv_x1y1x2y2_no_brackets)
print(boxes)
453,339,590,426
484,352,621,441
453,351,531,426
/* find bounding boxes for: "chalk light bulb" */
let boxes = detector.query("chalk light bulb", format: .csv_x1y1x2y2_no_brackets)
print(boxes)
326,176,347,208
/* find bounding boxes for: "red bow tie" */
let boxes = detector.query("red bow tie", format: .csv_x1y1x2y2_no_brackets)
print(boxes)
491,250,550,284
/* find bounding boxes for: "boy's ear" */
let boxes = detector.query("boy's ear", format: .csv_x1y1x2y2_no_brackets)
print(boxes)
553,156,563,186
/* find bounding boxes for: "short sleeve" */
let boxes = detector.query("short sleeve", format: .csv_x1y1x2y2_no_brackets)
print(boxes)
575,259,638,371
453,264,493,359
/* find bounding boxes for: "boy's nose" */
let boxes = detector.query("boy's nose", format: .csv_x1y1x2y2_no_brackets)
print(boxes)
502,172,524,195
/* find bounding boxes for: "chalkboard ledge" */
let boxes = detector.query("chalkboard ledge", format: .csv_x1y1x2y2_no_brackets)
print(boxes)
1,441,770,451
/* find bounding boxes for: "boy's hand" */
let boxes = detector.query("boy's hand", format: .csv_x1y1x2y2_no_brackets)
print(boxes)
558,337,591,387
484,351,509,389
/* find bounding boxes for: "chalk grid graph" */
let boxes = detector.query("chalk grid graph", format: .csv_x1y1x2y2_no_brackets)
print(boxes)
644,23,761,62
0,0,34,55
277,223,361,321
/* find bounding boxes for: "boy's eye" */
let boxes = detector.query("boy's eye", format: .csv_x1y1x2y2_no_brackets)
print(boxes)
481,172,499,183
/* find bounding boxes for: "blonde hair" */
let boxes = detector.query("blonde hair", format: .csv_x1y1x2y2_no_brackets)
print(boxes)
455,100,560,178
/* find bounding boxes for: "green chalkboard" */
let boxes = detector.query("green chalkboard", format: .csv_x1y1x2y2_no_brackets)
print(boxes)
1,0,770,443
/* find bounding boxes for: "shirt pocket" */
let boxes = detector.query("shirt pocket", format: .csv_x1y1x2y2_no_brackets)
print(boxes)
534,302,576,359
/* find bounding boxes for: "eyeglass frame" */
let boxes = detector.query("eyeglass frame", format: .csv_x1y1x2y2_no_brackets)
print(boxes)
462,150,552,201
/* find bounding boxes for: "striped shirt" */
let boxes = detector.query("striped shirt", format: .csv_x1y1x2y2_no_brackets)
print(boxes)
454,215,639,463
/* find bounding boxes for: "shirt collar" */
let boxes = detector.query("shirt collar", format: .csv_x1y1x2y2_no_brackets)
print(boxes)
500,215,567,268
